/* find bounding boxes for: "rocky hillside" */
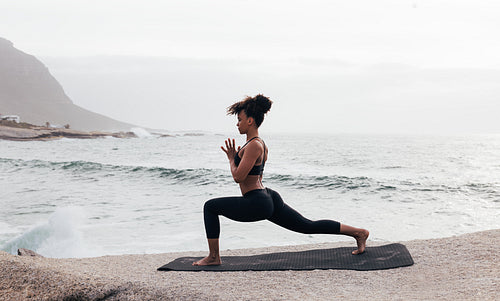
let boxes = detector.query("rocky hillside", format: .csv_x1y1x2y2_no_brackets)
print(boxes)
0,37,134,131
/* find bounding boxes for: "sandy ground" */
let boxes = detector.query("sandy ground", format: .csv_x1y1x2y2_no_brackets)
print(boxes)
1,229,498,300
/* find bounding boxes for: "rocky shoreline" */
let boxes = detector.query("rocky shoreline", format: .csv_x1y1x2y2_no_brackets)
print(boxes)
1,229,498,300
0,124,137,141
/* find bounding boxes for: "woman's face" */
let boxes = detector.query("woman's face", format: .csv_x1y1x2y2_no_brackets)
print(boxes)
237,111,251,134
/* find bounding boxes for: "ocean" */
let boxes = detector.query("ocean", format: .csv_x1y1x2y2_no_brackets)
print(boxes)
1,132,499,258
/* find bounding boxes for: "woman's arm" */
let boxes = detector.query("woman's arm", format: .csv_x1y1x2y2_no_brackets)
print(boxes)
221,138,263,183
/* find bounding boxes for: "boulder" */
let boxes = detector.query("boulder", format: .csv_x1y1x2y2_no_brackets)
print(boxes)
17,248,44,257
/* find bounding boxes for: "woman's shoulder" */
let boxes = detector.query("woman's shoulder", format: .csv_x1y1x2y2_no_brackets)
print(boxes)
251,138,266,150
242,138,266,154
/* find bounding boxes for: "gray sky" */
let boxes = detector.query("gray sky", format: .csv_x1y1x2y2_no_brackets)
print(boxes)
2,0,500,134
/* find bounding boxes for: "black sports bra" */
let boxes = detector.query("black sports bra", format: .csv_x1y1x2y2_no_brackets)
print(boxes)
234,137,266,176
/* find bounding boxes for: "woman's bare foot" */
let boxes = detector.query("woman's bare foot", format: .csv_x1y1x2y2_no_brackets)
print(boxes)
352,229,369,255
192,255,221,266
194,238,221,266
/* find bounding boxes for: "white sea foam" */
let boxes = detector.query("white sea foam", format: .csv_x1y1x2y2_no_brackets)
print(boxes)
1,207,100,258
130,127,152,138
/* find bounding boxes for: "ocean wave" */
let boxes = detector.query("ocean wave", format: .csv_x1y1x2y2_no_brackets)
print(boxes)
1,207,99,258
0,157,230,185
407,181,500,194
266,173,373,191
2,157,378,191
267,173,500,196
130,127,152,138
2,157,499,195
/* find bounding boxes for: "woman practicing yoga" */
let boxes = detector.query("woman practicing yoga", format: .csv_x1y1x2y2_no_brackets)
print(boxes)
193,94,369,266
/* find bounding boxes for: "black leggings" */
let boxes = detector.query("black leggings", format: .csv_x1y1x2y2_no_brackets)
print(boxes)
203,188,341,239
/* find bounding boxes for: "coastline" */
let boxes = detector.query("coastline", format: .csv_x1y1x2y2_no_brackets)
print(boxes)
0,124,137,141
1,229,498,300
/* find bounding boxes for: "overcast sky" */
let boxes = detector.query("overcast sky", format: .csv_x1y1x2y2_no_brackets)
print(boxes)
2,0,500,134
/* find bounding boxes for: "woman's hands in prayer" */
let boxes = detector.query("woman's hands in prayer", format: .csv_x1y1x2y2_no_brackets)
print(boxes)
221,138,240,161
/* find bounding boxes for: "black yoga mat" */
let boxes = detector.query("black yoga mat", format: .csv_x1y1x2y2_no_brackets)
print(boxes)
158,243,414,272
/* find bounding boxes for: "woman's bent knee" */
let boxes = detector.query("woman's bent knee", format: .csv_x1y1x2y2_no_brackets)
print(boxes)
203,199,217,213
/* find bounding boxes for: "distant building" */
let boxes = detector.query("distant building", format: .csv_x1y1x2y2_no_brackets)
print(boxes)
0,114,20,123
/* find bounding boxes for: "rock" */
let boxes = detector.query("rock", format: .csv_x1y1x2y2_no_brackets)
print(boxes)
17,248,44,257
0,125,138,141
111,131,138,138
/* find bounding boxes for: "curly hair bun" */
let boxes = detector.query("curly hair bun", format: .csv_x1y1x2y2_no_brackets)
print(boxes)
226,94,273,127
254,94,272,114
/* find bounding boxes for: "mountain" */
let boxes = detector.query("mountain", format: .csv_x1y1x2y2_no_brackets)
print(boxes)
0,37,134,131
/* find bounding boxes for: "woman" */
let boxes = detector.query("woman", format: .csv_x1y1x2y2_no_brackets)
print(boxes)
193,94,369,266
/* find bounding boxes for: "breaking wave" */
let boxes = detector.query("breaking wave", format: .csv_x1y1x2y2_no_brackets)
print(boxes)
1,207,99,258
1,157,498,196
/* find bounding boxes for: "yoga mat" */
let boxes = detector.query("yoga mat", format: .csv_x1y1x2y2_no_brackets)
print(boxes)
158,243,414,272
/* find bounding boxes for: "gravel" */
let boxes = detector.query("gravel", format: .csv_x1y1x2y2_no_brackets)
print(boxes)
1,229,498,300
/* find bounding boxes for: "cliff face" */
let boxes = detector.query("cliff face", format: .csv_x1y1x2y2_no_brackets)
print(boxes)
0,37,134,131
0,38,71,105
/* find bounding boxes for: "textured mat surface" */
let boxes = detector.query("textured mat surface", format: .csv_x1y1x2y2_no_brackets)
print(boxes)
158,243,414,272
